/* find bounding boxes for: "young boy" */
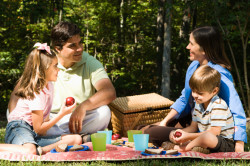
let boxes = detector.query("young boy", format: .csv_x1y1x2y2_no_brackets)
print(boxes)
166,65,235,153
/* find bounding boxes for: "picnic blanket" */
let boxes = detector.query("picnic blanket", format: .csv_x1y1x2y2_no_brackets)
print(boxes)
0,142,250,161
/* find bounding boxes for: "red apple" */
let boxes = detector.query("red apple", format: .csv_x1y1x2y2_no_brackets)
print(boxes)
112,134,121,140
66,97,75,107
174,131,182,138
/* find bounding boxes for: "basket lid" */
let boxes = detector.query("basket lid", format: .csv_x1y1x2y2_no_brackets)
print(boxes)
109,93,174,113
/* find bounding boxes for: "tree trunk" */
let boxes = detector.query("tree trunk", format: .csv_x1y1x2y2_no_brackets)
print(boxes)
156,0,165,93
59,0,64,22
179,0,191,39
161,0,172,98
192,3,197,30
236,16,250,115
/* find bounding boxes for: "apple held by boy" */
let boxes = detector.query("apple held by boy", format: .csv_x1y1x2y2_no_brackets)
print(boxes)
174,131,182,138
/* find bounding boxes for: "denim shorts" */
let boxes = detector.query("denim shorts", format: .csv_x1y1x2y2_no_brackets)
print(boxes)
5,120,61,147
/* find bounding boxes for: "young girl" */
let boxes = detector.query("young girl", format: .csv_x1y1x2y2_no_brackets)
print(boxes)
1,43,82,155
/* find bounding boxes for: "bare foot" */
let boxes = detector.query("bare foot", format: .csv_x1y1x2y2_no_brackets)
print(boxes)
174,144,188,152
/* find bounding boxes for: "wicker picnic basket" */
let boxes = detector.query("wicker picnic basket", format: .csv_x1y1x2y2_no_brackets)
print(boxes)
109,93,174,137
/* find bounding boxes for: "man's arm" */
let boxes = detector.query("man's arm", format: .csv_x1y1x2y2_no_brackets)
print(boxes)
69,78,116,133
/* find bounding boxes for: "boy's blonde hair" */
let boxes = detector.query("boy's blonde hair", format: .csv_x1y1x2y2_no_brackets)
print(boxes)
189,65,221,93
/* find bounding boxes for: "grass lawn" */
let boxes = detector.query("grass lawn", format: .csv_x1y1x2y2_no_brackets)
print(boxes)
0,117,249,166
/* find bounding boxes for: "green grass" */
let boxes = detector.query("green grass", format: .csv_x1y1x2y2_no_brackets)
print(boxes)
0,119,250,165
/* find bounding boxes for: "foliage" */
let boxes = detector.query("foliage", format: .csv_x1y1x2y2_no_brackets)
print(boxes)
0,0,249,116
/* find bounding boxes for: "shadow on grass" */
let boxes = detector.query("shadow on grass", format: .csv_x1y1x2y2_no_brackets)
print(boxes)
0,113,7,129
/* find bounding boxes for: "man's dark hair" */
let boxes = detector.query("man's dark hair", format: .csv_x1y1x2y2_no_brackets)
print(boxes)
51,21,81,50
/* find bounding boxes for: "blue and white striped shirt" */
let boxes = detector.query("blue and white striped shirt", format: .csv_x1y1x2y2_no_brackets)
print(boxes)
192,95,234,140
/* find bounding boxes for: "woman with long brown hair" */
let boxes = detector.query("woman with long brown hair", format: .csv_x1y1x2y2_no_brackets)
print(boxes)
141,26,246,152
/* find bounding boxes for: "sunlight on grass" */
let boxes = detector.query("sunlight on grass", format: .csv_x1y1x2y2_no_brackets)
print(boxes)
0,128,5,143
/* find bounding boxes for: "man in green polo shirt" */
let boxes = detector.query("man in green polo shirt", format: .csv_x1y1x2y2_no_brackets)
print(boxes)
8,21,116,142
48,21,116,140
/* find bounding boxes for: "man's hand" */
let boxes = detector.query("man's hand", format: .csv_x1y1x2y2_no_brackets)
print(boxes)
69,104,86,134
235,141,244,152
68,78,116,134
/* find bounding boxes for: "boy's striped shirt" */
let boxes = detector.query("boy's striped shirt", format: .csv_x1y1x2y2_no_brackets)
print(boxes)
192,95,234,140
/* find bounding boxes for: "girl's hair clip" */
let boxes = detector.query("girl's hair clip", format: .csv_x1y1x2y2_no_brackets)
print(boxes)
33,42,52,55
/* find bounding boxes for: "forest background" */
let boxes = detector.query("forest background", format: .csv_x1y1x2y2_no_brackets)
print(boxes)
0,0,249,118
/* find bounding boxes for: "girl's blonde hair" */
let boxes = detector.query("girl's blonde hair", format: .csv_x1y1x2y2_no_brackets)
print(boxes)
189,65,221,93
15,48,56,99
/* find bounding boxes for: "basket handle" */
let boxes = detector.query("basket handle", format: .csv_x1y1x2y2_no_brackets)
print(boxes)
129,113,144,130
129,107,154,130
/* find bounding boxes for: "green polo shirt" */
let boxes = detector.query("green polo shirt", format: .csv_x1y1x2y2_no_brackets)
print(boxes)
51,51,109,113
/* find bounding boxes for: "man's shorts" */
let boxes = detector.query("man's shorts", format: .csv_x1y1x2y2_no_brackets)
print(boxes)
209,135,235,152
5,120,61,147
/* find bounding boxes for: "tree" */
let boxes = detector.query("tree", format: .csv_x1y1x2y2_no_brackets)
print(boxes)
161,0,172,98
214,0,250,115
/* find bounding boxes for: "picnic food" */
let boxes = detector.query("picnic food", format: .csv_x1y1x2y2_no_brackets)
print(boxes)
112,133,121,140
66,97,75,107
124,142,155,148
125,141,134,148
165,149,178,155
55,143,68,152
69,144,84,151
174,131,182,138
148,143,155,148
144,148,163,154
111,139,124,145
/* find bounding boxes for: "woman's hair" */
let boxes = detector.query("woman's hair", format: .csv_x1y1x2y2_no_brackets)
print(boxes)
192,26,231,70
15,48,56,99
51,21,81,50
189,65,221,93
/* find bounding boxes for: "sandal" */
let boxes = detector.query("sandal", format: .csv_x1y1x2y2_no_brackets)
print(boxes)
161,141,175,150
81,134,91,143
36,146,43,155
191,146,210,154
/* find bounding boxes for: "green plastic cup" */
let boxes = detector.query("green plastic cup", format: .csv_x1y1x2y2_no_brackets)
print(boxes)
97,130,112,144
91,133,106,151
127,130,142,142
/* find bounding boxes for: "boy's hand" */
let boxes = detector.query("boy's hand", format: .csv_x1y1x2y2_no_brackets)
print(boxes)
59,99,77,116
169,130,177,143
173,129,190,143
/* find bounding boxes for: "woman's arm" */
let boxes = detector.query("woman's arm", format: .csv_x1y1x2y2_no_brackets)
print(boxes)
159,109,178,126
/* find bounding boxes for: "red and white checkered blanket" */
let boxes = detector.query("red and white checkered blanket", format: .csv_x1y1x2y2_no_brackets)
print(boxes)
0,142,249,161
